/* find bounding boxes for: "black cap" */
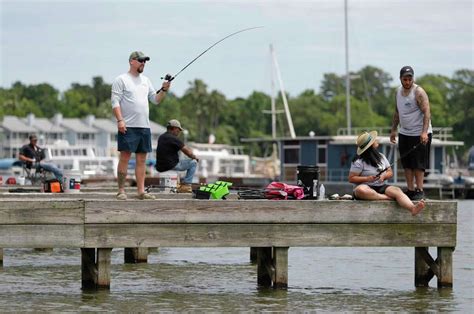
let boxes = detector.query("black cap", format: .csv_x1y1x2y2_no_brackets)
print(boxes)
400,66,414,77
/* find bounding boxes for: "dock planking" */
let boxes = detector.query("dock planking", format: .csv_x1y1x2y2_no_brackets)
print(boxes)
0,198,457,290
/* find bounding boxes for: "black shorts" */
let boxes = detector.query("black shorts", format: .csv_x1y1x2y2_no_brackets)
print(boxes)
353,184,390,200
117,127,152,153
399,133,431,170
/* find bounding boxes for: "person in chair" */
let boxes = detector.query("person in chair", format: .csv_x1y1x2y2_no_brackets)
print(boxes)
19,134,63,184
155,119,199,193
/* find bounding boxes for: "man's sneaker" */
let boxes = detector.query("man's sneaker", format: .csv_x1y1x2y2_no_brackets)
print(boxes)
116,192,127,200
137,193,156,200
177,184,193,193
404,189,416,200
412,189,425,201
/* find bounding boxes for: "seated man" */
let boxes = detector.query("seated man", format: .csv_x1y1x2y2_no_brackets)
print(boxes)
155,119,199,193
19,134,63,185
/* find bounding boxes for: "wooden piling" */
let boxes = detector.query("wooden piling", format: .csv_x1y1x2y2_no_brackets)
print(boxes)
250,247,257,264
257,247,273,287
273,247,289,288
81,248,97,290
0,248,3,266
437,247,454,288
415,247,433,287
81,248,112,290
124,248,148,263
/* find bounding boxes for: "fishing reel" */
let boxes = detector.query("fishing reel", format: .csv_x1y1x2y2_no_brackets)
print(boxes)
161,74,175,82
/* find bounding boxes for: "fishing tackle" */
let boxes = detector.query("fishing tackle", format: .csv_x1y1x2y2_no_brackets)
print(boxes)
161,26,263,82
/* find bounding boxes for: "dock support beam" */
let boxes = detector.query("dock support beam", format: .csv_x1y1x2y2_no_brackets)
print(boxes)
0,248,3,266
250,247,257,264
437,247,454,288
256,247,288,288
81,248,112,290
124,248,148,263
414,247,453,288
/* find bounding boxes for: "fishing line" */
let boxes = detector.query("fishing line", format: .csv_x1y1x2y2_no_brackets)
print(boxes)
160,26,264,83
377,142,423,176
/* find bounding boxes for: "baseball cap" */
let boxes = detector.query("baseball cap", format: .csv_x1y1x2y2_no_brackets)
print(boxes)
400,66,414,77
129,51,150,61
167,119,183,131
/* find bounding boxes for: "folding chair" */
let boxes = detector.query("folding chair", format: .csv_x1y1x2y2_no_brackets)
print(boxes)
22,163,46,186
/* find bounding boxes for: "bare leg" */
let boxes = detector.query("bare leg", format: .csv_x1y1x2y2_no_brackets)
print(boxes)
414,169,425,191
385,186,425,215
117,151,131,194
354,185,392,200
135,152,147,195
404,168,415,191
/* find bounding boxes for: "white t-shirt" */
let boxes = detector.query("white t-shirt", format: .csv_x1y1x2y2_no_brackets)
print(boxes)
111,72,158,128
349,153,391,187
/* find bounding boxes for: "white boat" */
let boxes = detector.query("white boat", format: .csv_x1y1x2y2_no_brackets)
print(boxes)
43,140,118,179
189,142,251,181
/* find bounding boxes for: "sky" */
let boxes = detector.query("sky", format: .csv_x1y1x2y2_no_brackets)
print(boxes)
1,0,472,99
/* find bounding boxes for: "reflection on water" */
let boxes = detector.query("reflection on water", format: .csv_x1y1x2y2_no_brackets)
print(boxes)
0,201,472,311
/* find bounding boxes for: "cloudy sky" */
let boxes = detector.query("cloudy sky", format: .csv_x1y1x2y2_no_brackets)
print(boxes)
1,0,472,98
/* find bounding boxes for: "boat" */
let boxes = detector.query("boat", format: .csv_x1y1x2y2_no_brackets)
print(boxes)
42,140,118,179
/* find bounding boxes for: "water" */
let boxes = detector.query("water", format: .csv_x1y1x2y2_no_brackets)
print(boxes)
0,201,472,312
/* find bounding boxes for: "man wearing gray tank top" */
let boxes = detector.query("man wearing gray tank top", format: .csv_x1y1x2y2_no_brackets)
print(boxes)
390,66,432,200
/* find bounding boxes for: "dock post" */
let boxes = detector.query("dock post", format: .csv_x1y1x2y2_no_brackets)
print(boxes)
273,247,288,288
81,248,97,290
437,247,454,288
81,248,113,290
415,247,433,287
0,248,3,266
124,248,148,263
256,247,273,287
250,247,257,264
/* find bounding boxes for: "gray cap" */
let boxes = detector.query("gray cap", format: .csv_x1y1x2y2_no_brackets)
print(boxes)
129,51,150,61
400,65,414,77
167,119,183,131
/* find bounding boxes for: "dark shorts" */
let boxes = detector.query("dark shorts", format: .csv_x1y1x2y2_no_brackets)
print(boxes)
353,184,390,200
399,133,432,170
117,127,152,153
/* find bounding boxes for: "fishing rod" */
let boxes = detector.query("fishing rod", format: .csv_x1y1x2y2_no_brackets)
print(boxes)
376,142,423,177
161,26,264,82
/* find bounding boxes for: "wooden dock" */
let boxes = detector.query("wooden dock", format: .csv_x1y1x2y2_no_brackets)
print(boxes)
0,198,457,290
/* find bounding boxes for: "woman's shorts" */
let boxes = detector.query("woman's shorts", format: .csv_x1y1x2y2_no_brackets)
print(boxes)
353,184,390,200
117,127,152,153
399,133,431,170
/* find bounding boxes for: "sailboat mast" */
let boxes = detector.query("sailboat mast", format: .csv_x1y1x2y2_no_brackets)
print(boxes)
345,0,351,134
270,44,296,139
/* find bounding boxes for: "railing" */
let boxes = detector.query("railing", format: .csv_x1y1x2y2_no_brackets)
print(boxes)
337,127,454,141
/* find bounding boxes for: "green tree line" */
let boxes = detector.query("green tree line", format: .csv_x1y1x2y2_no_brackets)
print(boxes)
1,66,472,159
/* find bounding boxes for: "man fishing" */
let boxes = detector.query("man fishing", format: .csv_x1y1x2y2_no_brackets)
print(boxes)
111,51,171,200
390,66,432,200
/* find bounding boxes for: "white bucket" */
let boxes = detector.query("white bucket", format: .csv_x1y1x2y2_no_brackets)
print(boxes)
17,176,25,186
63,170,81,193
158,171,179,192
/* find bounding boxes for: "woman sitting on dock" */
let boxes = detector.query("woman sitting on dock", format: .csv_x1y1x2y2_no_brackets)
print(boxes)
348,131,425,216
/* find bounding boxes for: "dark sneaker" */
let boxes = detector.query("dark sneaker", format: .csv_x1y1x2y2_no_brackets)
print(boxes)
411,189,425,201
404,189,416,199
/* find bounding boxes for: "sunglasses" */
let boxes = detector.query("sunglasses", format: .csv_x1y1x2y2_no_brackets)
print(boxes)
135,58,148,63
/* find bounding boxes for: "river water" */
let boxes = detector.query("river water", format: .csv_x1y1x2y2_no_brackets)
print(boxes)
0,201,472,312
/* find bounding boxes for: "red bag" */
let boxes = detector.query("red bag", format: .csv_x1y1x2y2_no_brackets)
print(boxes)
265,182,304,200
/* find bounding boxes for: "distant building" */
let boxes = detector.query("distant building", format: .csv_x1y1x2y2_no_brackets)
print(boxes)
0,113,167,159
241,127,464,183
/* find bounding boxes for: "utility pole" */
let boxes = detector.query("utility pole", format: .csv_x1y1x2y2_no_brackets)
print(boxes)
344,0,351,135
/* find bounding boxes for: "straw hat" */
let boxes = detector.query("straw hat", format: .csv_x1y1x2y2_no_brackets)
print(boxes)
356,131,378,155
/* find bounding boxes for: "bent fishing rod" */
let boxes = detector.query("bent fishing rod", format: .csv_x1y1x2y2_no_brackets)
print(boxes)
376,142,423,177
160,26,263,83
